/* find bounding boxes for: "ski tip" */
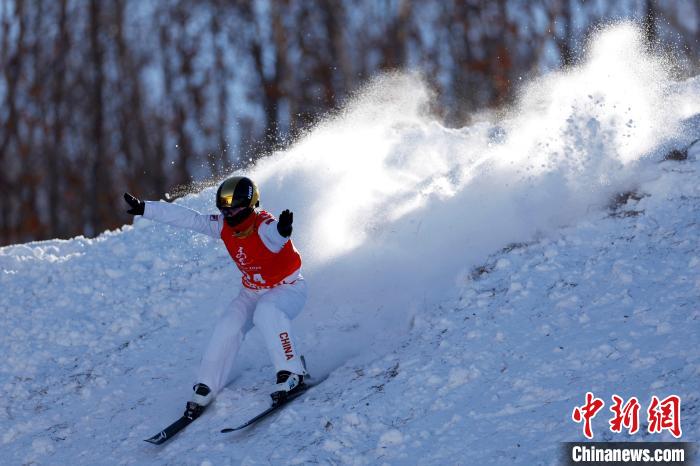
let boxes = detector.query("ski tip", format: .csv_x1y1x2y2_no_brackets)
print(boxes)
220,428,235,433
144,433,168,445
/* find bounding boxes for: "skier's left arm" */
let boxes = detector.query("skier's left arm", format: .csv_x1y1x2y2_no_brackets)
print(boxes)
258,209,294,253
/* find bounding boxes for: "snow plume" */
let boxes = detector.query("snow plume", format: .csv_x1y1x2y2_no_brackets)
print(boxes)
229,23,690,369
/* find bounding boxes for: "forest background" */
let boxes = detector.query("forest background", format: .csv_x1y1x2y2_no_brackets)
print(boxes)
0,0,697,245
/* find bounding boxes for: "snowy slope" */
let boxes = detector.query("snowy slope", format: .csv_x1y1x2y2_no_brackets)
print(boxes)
1,24,699,465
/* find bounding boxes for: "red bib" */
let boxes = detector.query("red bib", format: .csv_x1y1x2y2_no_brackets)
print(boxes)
221,210,302,289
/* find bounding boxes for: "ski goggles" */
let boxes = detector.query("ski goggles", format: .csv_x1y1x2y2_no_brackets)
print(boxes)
219,206,248,218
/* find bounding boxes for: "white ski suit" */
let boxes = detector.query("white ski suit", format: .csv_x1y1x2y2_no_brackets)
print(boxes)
143,201,307,395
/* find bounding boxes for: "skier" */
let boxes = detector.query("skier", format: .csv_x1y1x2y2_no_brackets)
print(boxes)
124,176,308,420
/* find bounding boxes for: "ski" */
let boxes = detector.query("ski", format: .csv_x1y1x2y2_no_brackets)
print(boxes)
220,378,326,433
144,404,206,445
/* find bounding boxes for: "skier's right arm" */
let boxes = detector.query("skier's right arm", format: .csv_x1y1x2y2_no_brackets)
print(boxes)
123,192,222,238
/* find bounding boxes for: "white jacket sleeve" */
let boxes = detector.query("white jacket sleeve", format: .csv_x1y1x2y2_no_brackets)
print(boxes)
258,218,289,253
143,201,223,239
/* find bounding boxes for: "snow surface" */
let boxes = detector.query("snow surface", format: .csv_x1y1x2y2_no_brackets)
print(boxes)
1,24,699,465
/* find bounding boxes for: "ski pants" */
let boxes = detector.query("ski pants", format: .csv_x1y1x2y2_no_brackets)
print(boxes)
196,278,307,395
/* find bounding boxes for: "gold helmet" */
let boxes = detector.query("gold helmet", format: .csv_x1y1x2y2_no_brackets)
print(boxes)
216,176,259,226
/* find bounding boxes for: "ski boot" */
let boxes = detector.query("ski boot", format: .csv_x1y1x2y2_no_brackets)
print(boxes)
270,370,305,405
184,383,211,420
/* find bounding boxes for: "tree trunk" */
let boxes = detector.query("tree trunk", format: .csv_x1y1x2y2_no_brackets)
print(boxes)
48,0,68,237
88,0,105,236
642,0,657,50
